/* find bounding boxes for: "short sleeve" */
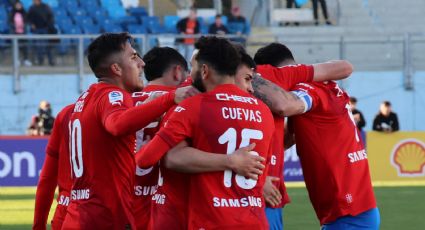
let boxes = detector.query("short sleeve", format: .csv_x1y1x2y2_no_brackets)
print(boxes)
257,64,314,90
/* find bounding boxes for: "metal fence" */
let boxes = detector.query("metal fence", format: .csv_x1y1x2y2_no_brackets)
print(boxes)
1,33,424,93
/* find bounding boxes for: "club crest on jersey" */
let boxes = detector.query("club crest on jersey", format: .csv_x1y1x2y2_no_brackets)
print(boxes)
109,91,123,106
174,106,186,112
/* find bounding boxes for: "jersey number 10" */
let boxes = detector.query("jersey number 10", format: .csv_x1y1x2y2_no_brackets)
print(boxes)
219,128,263,190
69,119,83,178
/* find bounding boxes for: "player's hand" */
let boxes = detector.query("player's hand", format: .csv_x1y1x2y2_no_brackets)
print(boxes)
228,143,265,180
144,91,166,104
263,176,282,206
174,86,200,103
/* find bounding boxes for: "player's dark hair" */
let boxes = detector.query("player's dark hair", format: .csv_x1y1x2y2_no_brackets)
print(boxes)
350,97,357,103
233,43,256,70
143,47,188,81
87,32,133,78
194,36,240,76
253,42,295,67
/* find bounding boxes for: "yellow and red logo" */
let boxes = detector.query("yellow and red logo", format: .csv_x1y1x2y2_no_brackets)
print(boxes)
391,139,425,177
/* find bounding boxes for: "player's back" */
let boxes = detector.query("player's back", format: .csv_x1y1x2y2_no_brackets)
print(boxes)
132,85,175,230
64,83,136,229
180,84,274,229
290,81,376,225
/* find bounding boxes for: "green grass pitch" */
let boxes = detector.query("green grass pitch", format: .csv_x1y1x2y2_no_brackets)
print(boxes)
0,186,424,229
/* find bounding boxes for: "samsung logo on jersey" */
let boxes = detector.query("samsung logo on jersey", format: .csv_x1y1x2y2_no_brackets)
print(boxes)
216,93,258,105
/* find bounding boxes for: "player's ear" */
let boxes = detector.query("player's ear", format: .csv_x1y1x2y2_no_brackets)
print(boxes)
110,63,122,76
173,65,182,81
201,64,209,79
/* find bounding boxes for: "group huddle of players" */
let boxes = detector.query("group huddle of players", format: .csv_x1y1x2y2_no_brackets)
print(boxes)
33,33,380,230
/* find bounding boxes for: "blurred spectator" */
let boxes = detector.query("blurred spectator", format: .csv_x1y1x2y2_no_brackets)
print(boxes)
208,14,229,35
227,6,250,45
349,97,366,131
373,101,399,133
176,7,200,59
27,100,55,136
312,0,332,25
285,0,300,26
27,0,55,66
9,1,32,66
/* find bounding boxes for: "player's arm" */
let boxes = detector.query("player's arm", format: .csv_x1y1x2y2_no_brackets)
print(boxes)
164,142,265,180
252,75,312,117
33,154,58,230
312,60,353,81
104,86,198,136
135,134,173,168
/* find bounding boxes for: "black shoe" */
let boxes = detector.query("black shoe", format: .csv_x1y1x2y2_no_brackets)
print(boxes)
314,21,319,26
326,20,332,25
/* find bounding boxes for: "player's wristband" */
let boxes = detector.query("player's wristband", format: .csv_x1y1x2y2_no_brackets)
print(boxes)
291,90,312,113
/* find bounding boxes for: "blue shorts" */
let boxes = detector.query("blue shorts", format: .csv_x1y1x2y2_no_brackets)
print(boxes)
321,208,380,230
265,207,283,230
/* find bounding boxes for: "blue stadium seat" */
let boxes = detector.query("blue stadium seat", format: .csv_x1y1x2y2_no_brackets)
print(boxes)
128,7,148,17
115,16,139,28
79,0,99,9
103,24,123,33
0,7,7,20
81,24,101,34
59,0,79,9
72,15,92,26
44,0,59,8
141,16,165,34
63,25,82,34
164,15,180,34
57,18,74,33
127,24,147,34
20,0,32,10
52,7,68,19
0,19,9,33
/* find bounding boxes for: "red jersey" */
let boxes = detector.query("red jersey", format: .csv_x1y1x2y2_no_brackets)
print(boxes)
157,84,275,229
289,81,376,225
256,64,314,207
132,84,175,230
63,83,136,229
33,104,73,230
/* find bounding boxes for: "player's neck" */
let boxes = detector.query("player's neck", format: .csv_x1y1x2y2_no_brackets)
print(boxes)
98,77,125,91
206,75,235,91
148,77,177,87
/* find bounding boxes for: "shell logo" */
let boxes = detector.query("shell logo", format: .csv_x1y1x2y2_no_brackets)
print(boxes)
390,139,425,177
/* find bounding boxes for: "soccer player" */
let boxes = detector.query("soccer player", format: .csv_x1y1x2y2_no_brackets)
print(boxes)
136,36,275,229
253,42,354,230
144,43,264,230
131,46,189,230
61,33,197,229
33,104,74,230
288,81,379,230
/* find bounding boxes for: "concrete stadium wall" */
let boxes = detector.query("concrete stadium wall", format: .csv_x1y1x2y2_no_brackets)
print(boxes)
0,71,424,134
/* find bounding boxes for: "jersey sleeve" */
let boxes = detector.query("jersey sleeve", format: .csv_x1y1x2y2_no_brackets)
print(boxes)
33,154,58,230
135,99,198,168
157,99,197,147
257,64,314,90
45,110,64,158
98,90,133,125
291,83,320,112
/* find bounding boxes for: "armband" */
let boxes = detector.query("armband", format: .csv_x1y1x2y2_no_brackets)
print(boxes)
291,90,313,113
